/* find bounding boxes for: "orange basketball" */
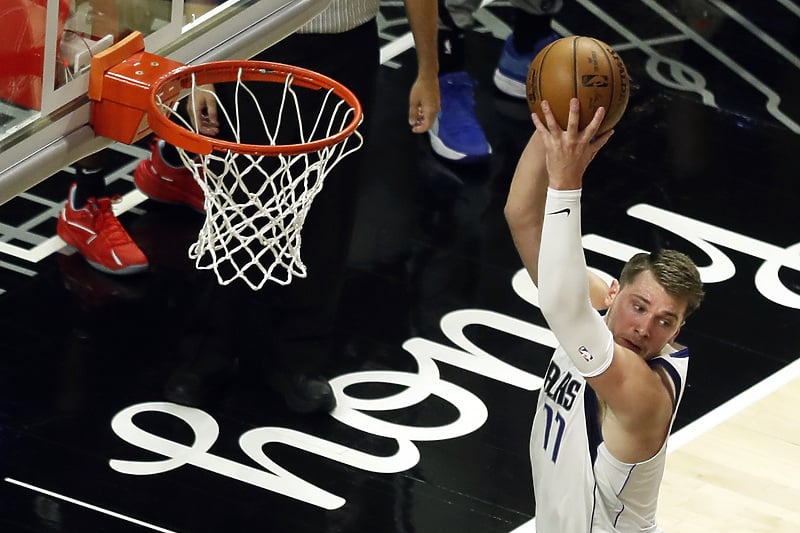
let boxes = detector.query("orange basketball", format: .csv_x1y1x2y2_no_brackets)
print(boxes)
526,36,629,134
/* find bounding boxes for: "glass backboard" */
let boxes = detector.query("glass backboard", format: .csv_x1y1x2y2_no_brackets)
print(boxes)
0,0,327,206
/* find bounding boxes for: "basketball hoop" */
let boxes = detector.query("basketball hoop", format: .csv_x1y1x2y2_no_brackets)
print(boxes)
89,33,364,290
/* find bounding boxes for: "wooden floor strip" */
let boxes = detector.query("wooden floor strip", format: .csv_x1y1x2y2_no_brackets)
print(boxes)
659,359,800,532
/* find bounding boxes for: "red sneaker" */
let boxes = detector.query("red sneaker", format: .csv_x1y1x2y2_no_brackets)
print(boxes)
134,138,205,212
57,184,149,275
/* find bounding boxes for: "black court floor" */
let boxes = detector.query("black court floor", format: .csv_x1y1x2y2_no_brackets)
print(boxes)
0,1,799,531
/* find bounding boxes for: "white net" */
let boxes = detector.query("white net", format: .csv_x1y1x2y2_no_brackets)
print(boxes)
153,66,363,290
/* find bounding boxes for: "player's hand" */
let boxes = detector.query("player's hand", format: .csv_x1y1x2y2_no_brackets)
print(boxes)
408,75,440,134
531,98,613,190
186,84,220,136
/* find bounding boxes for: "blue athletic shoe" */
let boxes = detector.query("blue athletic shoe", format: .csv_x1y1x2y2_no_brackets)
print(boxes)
494,32,560,99
428,71,491,163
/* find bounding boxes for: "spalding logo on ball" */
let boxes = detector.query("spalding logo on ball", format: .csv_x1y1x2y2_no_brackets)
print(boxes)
526,36,629,133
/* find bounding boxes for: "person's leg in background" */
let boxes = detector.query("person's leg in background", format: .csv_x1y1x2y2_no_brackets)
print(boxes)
429,0,492,163
133,138,205,213
127,18,378,413
233,20,380,413
57,153,149,275
493,0,563,99
430,0,563,163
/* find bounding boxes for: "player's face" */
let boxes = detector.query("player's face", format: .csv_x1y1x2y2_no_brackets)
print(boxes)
605,270,687,359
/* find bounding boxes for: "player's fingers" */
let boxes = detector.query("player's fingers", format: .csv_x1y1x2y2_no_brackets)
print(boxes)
531,111,549,135
566,98,581,135
200,116,220,136
411,105,436,133
204,97,219,126
408,101,419,129
583,106,606,140
540,100,561,132
409,104,428,132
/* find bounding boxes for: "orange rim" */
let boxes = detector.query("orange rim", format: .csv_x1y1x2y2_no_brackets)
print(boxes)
146,60,363,156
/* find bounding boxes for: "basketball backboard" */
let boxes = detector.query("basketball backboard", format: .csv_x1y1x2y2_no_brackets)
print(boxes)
0,0,328,207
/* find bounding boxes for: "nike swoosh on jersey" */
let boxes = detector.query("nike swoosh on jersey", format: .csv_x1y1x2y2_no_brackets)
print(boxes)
546,207,571,216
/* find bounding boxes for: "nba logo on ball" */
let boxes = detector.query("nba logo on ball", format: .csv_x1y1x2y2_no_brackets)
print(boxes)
582,75,609,88
526,36,630,134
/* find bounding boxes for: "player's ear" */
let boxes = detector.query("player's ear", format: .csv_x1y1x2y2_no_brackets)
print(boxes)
605,279,620,308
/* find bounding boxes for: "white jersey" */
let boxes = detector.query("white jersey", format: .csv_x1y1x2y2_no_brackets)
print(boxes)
530,342,689,532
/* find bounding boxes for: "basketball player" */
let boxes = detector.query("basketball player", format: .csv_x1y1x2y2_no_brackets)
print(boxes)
431,0,563,162
504,99,704,531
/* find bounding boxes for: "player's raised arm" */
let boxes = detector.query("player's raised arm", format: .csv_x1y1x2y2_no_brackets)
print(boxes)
532,98,614,375
504,129,549,286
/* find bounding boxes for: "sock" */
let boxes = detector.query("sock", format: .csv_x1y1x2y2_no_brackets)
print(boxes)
159,139,185,168
438,29,466,75
512,10,554,53
72,167,106,207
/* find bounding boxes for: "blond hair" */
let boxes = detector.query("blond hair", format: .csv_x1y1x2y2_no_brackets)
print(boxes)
620,250,705,318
